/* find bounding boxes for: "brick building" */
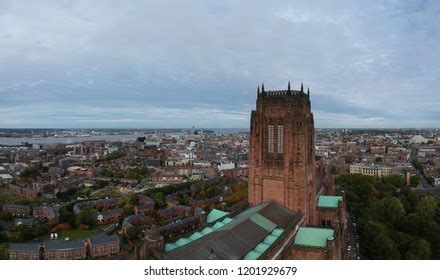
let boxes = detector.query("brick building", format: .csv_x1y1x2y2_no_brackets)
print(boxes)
2,204,31,217
45,240,87,260
32,206,59,225
248,83,317,225
10,235,120,260
86,235,120,258
9,243,41,260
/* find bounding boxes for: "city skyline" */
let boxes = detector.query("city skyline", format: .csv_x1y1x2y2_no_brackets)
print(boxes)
1,0,440,128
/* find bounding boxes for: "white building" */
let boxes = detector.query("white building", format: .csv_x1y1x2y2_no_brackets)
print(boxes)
349,164,394,177
217,162,236,171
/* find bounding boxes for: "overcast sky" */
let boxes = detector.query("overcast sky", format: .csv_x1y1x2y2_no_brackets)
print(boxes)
0,0,439,128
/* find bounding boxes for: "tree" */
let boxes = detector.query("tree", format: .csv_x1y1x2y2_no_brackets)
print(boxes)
33,224,51,237
0,211,13,221
383,174,405,188
15,224,33,242
415,196,438,220
406,239,431,259
123,204,134,216
409,176,421,188
75,209,96,227
401,214,422,236
20,166,40,178
368,233,400,259
126,226,137,240
59,205,75,226
384,197,406,225
152,192,165,208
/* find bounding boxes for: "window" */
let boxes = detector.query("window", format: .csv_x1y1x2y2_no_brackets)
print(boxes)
277,125,284,154
268,125,274,153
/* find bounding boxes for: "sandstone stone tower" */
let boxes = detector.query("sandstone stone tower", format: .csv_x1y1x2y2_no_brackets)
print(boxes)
248,82,316,225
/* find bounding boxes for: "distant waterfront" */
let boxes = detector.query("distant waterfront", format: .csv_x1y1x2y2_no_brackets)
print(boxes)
0,134,139,146
0,128,249,146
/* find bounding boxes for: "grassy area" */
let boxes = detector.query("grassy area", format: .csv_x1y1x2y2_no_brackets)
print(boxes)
45,228,103,241
0,243,8,260
0,188,36,205
90,186,123,199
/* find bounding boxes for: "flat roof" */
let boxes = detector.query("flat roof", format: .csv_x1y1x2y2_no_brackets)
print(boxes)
317,195,342,208
294,227,334,249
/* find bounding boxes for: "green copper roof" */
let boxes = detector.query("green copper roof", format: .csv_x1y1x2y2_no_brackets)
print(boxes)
213,221,225,229
206,209,229,223
264,235,278,244
243,227,285,260
165,216,236,253
175,238,191,246
202,227,214,235
189,232,204,241
318,195,343,208
254,243,270,253
165,243,178,252
294,227,334,249
271,228,284,237
244,250,263,260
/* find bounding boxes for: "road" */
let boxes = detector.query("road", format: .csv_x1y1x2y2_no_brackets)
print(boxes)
346,214,360,260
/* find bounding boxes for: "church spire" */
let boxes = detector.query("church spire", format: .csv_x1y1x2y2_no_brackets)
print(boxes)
261,83,265,92
307,87,310,95
301,82,304,93
288,81,291,91
257,86,260,94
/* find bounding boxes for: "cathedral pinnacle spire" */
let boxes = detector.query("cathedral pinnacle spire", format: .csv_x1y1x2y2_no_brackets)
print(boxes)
288,81,291,91
261,83,265,92
257,86,260,94
301,83,304,93
307,87,310,95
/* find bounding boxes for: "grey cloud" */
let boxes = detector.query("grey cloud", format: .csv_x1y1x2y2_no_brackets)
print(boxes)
0,0,439,128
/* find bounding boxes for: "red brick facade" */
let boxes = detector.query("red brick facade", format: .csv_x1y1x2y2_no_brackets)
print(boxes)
248,83,316,225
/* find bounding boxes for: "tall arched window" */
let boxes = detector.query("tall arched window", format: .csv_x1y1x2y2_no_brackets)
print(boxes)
277,125,284,154
268,125,274,153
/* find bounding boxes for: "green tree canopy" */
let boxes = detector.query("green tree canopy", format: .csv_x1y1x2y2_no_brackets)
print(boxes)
75,209,96,227
406,239,431,259
416,196,438,220
368,233,400,259
384,197,406,225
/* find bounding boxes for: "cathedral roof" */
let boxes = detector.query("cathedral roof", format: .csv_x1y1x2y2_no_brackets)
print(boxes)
165,201,303,260
294,227,335,249
317,195,343,208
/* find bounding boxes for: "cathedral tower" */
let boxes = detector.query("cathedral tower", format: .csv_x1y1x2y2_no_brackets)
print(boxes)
248,82,316,225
